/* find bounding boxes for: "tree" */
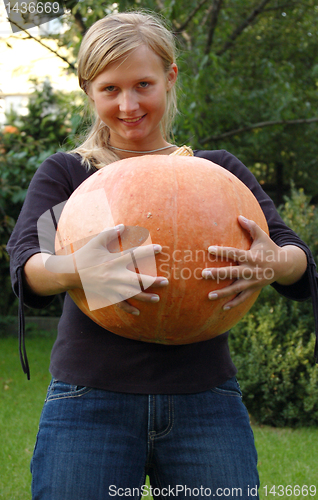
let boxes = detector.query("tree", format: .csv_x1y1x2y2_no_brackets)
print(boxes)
6,1,318,203
0,79,80,317
168,0,318,204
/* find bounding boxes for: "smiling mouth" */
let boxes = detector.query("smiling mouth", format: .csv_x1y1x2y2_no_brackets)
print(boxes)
120,115,146,123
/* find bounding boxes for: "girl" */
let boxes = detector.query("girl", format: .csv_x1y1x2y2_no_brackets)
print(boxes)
7,10,317,500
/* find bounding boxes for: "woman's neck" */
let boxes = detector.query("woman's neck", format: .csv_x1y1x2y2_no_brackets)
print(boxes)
109,143,178,157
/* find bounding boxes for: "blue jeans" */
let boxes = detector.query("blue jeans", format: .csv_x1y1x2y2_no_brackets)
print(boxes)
31,377,259,499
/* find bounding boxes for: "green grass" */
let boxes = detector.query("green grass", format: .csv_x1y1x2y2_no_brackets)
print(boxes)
254,425,318,499
0,334,54,500
0,335,317,500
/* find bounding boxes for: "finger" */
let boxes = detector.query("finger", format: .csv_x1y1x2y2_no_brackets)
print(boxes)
131,243,162,259
207,246,246,262
114,287,164,316
114,301,140,316
204,265,265,281
115,271,168,290
137,276,169,288
131,291,161,303
151,277,170,287
117,243,162,267
100,224,125,245
238,215,268,241
221,287,256,310
117,245,163,291
208,279,260,301
202,265,239,280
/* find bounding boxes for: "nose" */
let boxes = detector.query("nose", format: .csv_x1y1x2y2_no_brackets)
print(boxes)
119,90,139,115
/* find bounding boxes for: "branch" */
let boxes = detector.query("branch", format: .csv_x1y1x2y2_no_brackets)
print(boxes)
216,0,272,56
201,117,318,143
263,1,305,11
7,18,76,70
173,0,209,33
72,10,87,36
205,0,223,55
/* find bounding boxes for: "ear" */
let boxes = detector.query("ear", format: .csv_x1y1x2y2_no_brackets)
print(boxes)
166,63,178,91
85,82,94,101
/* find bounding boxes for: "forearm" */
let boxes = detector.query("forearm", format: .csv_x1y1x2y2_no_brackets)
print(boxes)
275,245,308,286
24,253,82,296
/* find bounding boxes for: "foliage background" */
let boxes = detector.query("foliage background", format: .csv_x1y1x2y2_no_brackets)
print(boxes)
229,188,318,427
1,0,318,425
55,0,318,204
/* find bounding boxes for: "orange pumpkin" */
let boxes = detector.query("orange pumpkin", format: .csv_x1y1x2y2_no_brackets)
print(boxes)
55,155,268,344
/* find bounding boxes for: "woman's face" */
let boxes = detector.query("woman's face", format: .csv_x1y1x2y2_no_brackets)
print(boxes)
88,45,177,150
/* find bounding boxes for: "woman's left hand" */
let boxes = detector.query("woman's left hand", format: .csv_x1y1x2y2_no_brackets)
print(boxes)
202,215,307,310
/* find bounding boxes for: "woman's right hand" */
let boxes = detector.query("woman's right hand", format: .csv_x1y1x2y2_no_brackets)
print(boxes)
44,224,169,315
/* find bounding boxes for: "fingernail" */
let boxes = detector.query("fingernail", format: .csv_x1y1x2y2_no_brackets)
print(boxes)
154,245,162,254
131,310,140,316
203,270,212,279
208,246,217,254
239,216,248,222
115,224,124,230
223,305,231,311
159,279,169,286
151,295,160,303
209,292,218,299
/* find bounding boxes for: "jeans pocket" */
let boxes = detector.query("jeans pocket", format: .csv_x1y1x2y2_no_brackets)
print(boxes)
45,378,92,402
210,377,242,398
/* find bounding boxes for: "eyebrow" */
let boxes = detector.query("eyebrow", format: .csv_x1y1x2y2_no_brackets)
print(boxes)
96,82,114,88
96,76,154,88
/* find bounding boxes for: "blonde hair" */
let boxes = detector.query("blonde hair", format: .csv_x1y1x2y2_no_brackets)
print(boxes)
71,11,178,169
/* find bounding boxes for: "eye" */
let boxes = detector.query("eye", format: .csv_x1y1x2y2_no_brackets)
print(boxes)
138,82,149,88
104,85,117,93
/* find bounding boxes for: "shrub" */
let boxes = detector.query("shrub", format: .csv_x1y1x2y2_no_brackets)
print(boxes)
230,187,318,427
0,78,83,317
